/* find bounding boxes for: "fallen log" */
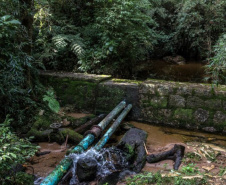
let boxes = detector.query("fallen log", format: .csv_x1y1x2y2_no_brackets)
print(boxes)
146,144,185,170
36,151,51,157
74,114,105,134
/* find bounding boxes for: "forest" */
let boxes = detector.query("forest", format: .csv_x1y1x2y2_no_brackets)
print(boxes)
0,0,226,185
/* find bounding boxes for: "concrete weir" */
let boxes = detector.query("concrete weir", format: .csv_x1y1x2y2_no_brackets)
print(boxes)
41,71,226,133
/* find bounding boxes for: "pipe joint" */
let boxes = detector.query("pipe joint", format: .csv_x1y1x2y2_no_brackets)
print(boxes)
84,125,102,139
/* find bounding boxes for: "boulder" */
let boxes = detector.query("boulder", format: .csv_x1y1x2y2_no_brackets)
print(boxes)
117,128,148,172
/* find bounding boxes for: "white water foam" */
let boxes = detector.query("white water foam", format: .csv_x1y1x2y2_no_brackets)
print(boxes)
68,147,128,185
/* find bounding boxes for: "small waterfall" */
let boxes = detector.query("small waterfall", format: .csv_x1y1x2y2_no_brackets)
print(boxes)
69,147,128,184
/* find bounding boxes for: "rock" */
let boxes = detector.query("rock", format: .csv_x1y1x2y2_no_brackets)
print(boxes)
163,55,186,65
205,99,222,110
139,83,156,94
150,96,168,108
213,111,226,124
202,127,217,133
194,108,209,123
77,157,98,182
176,86,192,96
174,108,193,120
156,84,174,96
194,88,212,98
169,95,185,108
158,109,172,118
186,97,205,108
117,128,147,173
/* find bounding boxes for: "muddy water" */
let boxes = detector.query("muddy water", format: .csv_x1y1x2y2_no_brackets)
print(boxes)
131,122,226,150
136,60,206,82
26,142,68,177
130,121,226,174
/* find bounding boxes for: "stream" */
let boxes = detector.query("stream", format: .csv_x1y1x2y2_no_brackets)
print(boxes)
27,118,226,185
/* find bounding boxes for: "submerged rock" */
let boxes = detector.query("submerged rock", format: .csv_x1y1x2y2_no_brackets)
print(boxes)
77,158,98,182
163,55,186,65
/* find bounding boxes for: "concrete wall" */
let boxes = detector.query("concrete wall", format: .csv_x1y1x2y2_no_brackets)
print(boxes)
41,71,226,133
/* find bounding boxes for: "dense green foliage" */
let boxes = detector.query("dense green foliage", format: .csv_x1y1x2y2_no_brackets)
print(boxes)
0,0,226,126
125,170,207,185
34,0,156,77
206,34,226,85
33,0,226,79
0,0,225,183
150,0,226,59
0,14,39,127
0,116,38,185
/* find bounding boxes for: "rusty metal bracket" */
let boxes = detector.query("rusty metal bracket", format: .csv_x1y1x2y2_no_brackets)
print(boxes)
84,125,103,139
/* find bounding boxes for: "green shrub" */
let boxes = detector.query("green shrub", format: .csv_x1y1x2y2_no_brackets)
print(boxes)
173,0,226,59
78,0,156,77
0,116,38,185
0,15,42,127
206,34,226,85
43,88,60,113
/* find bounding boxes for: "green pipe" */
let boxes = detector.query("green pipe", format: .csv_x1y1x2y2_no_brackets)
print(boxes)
40,101,126,185
94,104,132,151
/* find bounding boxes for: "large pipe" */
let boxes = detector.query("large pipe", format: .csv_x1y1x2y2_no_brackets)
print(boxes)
94,104,132,151
40,101,126,185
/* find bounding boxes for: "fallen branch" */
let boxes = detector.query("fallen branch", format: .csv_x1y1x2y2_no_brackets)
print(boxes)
61,134,68,152
146,144,185,170
74,114,105,134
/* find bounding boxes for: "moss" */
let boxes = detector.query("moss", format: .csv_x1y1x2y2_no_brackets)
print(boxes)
27,115,53,141
96,85,125,113
32,116,52,130
174,108,193,120
124,143,135,160
49,132,65,144
61,128,83,144
214,122,226,132
149,97,167,108
47,77,97,111
112,78,142,84
27,128,51,141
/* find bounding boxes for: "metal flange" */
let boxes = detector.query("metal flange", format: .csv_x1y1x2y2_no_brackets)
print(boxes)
84,125,103,139
50,123,62,133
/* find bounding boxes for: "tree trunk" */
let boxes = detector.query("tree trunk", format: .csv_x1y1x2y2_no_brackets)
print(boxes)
19,0,34,88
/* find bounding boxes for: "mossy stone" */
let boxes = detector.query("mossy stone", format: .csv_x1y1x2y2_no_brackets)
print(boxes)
60,128,83,144
32,116,52,130
174,108,193,120
46,77,97,111
149,97,167,108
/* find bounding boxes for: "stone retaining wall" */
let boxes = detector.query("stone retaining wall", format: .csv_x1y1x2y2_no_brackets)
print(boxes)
41,71,226,133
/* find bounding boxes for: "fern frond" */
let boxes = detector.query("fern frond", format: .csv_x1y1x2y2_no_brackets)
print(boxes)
52,35,67,49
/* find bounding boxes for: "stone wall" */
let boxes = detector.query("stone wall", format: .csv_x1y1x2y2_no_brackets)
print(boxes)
41,71,226,133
